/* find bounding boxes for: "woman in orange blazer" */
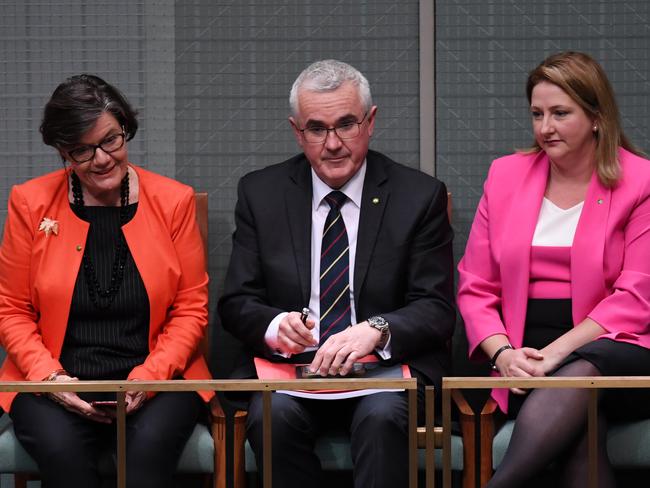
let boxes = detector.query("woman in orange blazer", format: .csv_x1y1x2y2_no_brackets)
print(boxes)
458,52,650,486
0,75,212,488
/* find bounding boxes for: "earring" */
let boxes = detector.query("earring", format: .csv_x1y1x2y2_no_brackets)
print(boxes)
593,125,598,132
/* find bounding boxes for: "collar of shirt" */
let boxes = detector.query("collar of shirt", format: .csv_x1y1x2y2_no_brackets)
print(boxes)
311,160,366,211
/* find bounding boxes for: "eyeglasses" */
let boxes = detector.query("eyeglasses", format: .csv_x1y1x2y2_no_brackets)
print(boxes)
298,112,368,144
67,132,126,164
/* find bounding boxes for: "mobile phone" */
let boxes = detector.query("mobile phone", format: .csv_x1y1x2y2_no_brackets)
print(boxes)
90,400,118,411
296,362,366,379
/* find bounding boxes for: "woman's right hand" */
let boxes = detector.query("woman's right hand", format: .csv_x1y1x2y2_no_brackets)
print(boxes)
47,373,113,423
494,347,545,395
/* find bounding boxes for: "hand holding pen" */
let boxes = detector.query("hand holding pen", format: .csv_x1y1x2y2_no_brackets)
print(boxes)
276,307,317,354
300,307,309,325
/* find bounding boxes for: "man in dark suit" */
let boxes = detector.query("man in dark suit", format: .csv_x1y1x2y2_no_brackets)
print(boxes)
218,59,455,488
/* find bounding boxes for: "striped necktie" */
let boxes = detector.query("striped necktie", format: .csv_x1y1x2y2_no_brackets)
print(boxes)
319,191,352,344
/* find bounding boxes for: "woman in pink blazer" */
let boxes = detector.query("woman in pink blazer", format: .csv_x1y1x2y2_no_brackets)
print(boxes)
458,52,650,487
0,75,212,488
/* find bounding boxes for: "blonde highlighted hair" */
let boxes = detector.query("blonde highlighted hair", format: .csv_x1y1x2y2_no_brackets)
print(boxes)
524,51,641,187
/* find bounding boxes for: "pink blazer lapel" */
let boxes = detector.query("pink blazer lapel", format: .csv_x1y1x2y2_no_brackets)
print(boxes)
571,171,610,324
500,152,548,348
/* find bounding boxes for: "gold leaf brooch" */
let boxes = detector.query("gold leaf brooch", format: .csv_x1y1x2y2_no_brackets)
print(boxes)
38,217,59,236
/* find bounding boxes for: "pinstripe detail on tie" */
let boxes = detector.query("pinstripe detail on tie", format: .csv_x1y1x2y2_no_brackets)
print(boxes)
319,191,352,344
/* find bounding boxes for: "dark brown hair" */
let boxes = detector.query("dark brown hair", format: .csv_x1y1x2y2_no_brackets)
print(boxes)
40,74,138,149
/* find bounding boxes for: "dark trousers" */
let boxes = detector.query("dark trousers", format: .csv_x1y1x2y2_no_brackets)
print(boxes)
10,391,203,488
247,389,425,488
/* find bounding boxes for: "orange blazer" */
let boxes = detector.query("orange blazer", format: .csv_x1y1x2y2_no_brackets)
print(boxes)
0,164,213,411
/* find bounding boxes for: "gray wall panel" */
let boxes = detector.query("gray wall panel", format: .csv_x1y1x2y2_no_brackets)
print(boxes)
175,0,420,300
0,0,176,231
3,1,649,381
436,0,650,265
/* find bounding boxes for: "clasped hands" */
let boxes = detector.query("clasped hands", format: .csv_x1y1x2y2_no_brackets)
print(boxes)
493,347,562,395
47,372,147,422
277,311,382,376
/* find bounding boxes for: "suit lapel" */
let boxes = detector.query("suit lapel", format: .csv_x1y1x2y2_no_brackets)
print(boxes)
354,154,388,307
122,168,163,340
571,171,610,323
500,152,547,348
285,157,313,305
36,171,88,356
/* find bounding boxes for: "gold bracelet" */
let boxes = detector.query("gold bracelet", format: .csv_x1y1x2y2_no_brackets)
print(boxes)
44,369,69,381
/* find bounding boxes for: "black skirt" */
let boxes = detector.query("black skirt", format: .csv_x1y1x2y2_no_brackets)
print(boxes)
508,299,650,420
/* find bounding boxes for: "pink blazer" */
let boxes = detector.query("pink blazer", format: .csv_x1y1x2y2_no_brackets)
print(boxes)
0,165,213,411
457,148,650,412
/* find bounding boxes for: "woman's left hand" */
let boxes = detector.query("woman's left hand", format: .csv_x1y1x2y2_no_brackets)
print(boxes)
534,347,565,375
125,389,147,414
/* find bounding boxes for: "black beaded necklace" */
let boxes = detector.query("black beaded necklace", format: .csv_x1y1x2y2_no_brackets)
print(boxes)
71,171,130,309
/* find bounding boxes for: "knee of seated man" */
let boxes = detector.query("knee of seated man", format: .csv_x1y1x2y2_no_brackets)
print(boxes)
352,392,408,432
247,392,313,437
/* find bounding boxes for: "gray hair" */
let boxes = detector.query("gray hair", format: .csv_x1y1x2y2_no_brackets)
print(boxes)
289,59,373,116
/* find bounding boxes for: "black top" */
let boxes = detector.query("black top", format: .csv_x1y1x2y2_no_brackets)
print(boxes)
59,203,150,380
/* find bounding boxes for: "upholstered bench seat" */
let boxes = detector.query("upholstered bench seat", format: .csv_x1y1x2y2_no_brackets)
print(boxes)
492,418,650,469
0,416,36,473
244,431,465,472
0,414,214,475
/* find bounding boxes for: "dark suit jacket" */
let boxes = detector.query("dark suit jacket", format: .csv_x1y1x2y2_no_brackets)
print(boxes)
218,149,455,386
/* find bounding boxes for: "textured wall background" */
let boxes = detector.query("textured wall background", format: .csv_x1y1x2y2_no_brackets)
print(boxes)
0,0,420,312
0,0,175,204
436,0,650,263
1,0,650,385
174,0,421,303
0,5,650,484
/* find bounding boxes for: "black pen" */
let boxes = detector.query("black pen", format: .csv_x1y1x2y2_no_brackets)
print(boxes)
300,307,309,324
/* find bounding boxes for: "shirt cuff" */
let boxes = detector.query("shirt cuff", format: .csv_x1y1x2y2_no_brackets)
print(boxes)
375,334,392,360
264,312,291,358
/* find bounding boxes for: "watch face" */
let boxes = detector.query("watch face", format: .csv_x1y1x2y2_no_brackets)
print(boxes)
368,316,389,348
369,316,388,330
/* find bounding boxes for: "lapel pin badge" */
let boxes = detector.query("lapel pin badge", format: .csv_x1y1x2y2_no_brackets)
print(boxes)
597,198,603,205
372,197,380,205
38,217,59,236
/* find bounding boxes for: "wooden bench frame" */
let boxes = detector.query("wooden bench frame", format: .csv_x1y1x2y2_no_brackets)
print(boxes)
442,376,650,488
0,377,421,488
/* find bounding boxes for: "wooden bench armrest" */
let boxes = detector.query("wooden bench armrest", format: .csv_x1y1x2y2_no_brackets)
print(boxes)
210,395,247,488
480,395,498,416
209,394,226,419
479,396,499,486
414,389,475,488
453,389,476,488
452,388,473,417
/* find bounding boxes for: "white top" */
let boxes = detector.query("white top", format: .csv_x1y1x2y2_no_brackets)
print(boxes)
531,197,584,247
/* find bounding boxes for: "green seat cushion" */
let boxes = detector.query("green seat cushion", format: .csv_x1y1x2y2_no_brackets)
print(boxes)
607,419,650,468
493,418,650,469
492,420,515,469
0,415,37,473
245,432,465,472
176,423,214,472
0,414,212,474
